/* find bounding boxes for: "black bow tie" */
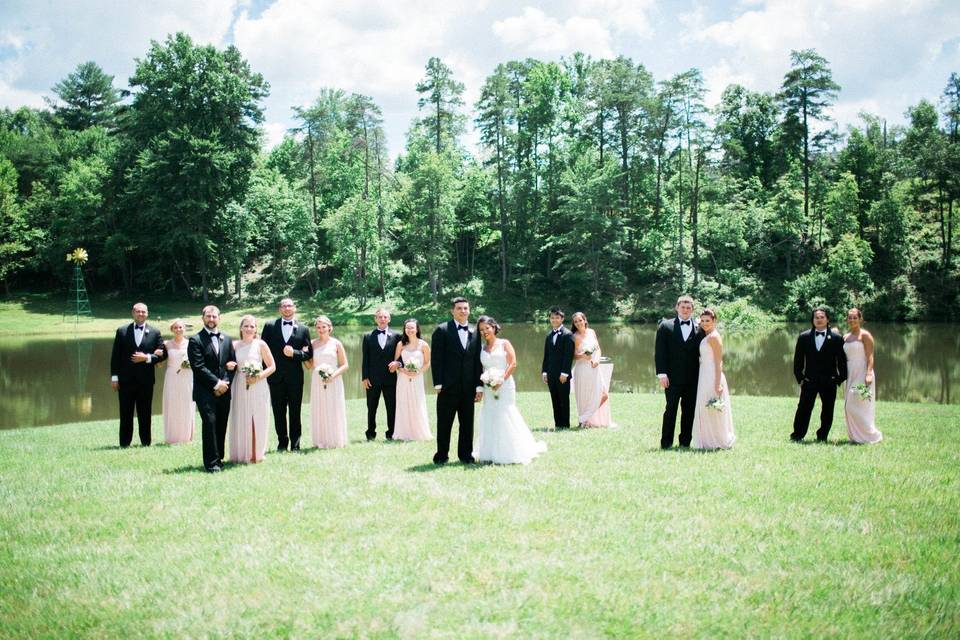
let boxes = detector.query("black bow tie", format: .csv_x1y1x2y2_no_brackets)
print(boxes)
283,321,293,326
553,329,561,334
209,332,220,339
816,331,826,337
376,329,386,335
458,325,469,332
134,325,144,331
680,320,691,326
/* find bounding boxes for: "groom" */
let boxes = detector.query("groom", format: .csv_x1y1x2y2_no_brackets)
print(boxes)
261,298,312,451
189,305,236,472
541,306,574,429
431,296,483,464
110,302,167,447
654,295,704,448
791,306,847,442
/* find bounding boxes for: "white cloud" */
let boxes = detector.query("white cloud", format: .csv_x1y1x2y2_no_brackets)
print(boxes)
261,121,289,150
492,8,613,57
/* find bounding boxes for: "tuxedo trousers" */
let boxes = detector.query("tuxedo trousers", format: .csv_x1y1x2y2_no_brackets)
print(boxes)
118,381,154,447
268,375,304,449
662,382,696,448
365,382,397,438
435,389,475,462
792,380,838,441
547,377,571,428
196,392,230,470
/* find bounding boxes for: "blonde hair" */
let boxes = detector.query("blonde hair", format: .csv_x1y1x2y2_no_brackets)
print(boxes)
169,317,185,331
314,315,333,332
239,314,259,338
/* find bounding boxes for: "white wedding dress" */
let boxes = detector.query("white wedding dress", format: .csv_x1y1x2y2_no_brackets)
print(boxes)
474,340,547,464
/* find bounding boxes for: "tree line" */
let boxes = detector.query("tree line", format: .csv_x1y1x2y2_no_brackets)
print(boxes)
1,32,958,320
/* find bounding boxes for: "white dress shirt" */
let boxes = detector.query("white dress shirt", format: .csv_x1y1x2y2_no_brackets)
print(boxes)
815,330,827,351
281,319,294,342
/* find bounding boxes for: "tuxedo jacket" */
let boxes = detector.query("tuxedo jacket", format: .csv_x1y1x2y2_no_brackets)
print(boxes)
188,330,237,401
542,326,575,379
361,328,401,386
110,322,167,386
430,320,482,394
261,318,312,384
793,328,848,385
654,317,704,386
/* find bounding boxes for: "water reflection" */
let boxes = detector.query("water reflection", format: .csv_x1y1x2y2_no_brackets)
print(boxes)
0,322,956,429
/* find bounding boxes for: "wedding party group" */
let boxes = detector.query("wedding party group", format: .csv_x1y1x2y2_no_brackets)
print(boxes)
109,294,882,473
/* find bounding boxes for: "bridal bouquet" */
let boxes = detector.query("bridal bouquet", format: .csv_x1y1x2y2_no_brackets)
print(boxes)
480,368,505,400
240,361,262,389
403,361,419,380
581,344,597,357
853,383,872,401
315,363,335,388
177,357,191,374
706,396,726,412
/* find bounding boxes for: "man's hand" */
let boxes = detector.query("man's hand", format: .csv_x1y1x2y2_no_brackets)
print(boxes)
131,352,149,363
659,376,670,390
542,372,548,385
226,361,237,371
474,392,483,403
111,381,119,391
214,380,229,395
559,373,569,384
153,348,164,357
362,378,372,390
387,361,401,373
283,345,295,358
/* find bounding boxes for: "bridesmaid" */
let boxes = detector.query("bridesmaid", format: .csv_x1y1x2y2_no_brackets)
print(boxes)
229,315,276,463
692,308,735,449
843,308,883,444
571,312,611,428
307,315,349,449
392,319,432,441
161,318,195,444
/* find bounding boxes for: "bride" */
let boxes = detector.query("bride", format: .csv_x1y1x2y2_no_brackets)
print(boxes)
474,315,547,464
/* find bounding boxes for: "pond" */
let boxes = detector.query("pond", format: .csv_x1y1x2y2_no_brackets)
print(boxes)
0,322,956,429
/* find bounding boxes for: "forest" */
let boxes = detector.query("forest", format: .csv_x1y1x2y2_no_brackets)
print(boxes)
1,32,958,321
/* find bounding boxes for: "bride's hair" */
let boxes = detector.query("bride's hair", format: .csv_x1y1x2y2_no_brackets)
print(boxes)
700,308,717,321
401,318,421,344
477,315,500,335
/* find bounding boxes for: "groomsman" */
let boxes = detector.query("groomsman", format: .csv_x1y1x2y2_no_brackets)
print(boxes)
431,297,483,464
541,307,574,429
361,309,401,440
262,298,313,451
791,306,848,442
110,302,167,447
654,295,704,448
188,305,236,472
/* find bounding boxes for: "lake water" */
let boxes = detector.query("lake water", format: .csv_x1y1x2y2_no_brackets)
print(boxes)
1,322,956,429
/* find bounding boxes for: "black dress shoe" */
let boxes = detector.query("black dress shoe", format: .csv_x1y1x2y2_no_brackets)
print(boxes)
816,437,828,443
433,456,448,465
460,456,476,464
290,445,300,452
386,434,394,441
556,425,569,430
366,435,375,441
207,465,222,473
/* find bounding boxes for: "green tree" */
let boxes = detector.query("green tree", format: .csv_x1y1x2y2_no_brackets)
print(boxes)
49,61,121,130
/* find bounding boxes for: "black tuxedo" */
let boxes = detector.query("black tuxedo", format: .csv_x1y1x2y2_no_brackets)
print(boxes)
189,329,236,470
430,320,482,463
791,327,848,441
542,326,574,428
110,322,167,446
361,328,401,439
654,317,704,448
261,318,312,450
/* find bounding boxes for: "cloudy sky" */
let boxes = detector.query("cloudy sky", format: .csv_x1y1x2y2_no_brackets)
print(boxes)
2,0,958,155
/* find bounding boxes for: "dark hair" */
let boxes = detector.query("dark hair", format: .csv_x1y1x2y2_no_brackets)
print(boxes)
451,296,469,307
400,318,421,345
571,311,588,333
549,307,565,318
476,315,500,335
810,306,831,325
700,307,717,321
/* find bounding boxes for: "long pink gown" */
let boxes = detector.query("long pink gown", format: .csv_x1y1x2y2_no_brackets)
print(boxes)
843,340,883,444
393,341,432,441
572,329,611,427
229,339,271,463
310,338,348,449
692,331,736,449
162,340,195,444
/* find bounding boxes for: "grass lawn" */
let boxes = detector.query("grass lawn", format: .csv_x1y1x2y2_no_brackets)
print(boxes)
0,392,957,638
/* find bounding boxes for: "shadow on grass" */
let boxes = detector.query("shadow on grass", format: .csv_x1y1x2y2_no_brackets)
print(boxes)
89,444,127,451
405,461,485,473
644,446,723,454
163,463,241,475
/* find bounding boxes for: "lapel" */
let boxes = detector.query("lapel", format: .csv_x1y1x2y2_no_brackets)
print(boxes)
672,317,684,344
451,320,467,353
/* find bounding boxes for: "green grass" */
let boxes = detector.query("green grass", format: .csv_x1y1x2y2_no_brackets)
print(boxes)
0,393,957,638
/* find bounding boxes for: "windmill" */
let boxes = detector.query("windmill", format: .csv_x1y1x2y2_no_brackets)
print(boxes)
65,248,93,324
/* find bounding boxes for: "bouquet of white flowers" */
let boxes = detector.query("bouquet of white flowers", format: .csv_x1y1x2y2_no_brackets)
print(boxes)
403,361,419,381
177,357,191,374
240,361,262,389
480,368,505,400
706,396,725,412
315,363,335,388
853,383,872,401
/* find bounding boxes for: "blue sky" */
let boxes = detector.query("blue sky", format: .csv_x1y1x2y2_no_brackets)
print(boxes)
2,0,958,156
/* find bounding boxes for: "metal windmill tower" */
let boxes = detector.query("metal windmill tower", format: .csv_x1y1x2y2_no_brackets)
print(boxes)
65,247,93,323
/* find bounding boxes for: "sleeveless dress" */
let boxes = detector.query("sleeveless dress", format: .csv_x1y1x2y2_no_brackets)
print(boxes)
229,339,271,463
692,331,736,450
474,340,546,464
310,338,348,449
393,341,432,441
162,340,194,444
843,340,883,444
572,330,611,427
